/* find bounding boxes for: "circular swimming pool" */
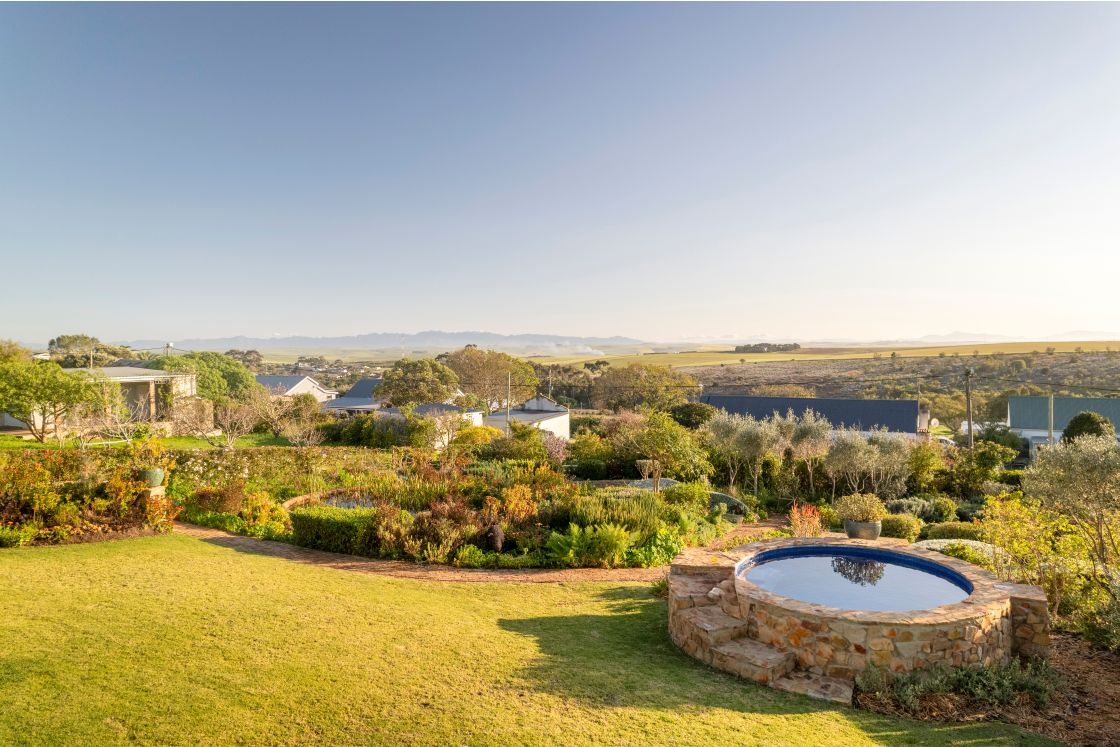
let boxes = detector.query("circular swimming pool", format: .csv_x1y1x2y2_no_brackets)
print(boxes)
740,545,972,612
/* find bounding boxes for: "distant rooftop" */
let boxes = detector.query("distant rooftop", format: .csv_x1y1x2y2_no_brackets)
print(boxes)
1009,395,1120,431
700,394,920,433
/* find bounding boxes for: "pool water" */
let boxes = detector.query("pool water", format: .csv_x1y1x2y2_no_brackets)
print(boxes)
742,547,971,612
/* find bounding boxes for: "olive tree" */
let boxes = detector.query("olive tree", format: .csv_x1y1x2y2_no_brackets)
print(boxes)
1024,435,1120,595
791,409,832,498
625,412,707,492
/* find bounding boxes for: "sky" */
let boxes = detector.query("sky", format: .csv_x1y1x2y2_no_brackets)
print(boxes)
2,3,1119,345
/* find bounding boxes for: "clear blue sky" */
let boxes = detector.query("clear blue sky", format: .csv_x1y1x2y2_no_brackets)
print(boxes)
2,3,1119,344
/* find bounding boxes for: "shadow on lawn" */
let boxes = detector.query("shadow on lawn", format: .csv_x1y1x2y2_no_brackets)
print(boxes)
498,587,1048,746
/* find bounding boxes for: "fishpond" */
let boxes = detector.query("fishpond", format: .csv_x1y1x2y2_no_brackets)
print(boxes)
741,545,972,612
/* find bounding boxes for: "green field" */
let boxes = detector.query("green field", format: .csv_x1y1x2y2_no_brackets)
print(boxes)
529,340,1120,368
254,340,1120,368
0,534,1051,746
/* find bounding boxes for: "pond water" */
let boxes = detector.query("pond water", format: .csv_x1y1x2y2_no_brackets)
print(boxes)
741,547,971,612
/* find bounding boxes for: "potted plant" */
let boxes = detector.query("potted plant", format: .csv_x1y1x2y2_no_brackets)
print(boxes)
130,438,170,488
833,493,886,540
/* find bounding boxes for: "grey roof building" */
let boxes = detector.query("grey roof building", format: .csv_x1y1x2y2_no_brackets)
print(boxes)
324,377,383,413
700,395,924,434
1008,396,1120,432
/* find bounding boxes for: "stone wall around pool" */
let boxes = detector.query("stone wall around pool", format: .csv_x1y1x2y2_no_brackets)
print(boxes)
667,538,1050,704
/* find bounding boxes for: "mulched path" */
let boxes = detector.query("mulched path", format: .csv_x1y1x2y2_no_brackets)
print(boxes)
172,523,665,583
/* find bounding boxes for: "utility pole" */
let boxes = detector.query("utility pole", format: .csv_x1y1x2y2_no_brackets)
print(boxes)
89,347,94,368
965,367,975,449
505,372,512,434
547,366,553,398
1047,391,1055,447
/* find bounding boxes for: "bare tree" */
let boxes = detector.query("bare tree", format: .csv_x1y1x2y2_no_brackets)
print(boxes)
245,385,293,437
211,398,258,448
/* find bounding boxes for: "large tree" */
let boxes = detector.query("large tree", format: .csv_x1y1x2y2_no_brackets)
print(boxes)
590,364,698,412
438,346,537,411
0,340,31,364
1025,435,1120,598
621,412,708,492
0,361,99,443
377,358,460,407
1062,411,1116,444
47,334,132,368
146,352,257,402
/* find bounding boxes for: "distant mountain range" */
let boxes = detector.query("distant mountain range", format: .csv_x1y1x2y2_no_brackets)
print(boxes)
120,330,644,357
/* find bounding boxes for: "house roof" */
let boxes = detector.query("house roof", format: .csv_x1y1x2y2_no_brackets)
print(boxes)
381,403,482,418
69,366,189,382
342,377,382,399
255,374,311,393
700,395,920,433
1008,396,1120,431
324,397,379,412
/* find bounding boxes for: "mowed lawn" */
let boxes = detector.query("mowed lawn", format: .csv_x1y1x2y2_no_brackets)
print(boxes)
0,535,1053,746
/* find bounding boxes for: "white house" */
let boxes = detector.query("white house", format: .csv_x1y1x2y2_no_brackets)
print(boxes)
255,374,337,403
483,395,570,440
1,366,197,433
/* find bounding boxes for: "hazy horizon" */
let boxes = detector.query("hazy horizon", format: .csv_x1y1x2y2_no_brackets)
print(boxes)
3,4,1119,343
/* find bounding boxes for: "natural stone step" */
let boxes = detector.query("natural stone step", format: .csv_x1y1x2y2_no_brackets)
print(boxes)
668,575,719,611
672,606,750,662
771,671,854,705
711,638,796,683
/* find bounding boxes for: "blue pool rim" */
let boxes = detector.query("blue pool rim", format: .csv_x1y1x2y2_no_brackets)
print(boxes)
740,545,974,596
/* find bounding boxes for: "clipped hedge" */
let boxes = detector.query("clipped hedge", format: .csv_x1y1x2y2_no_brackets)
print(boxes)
880,514,922,543
926,521,985,541
290,505,375,555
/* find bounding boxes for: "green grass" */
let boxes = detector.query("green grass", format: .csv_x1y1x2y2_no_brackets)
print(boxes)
0,433,290,451
0,535,1053,746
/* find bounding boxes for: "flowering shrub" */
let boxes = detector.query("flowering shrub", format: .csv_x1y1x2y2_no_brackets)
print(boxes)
788,502,824,537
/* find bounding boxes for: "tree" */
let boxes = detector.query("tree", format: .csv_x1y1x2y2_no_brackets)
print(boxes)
791,409,832,498
825,429,873,497
706,411,750,491
244,385,293,438
907,440,946,494
668,401,716,430
47,334,131,367
224,349,264,370
378,358,459,407
740,415,784,496
978,423,1027,452
438,347,537,411
589,364,697,412
0,361,99,443
947,440,1016,496
282,393,326,446
623,412,707,492
1062,411,1116,443
0,340,31,364
210,397,259,448
865,429,912,499
1024,435,1120,598
146,352,257,402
